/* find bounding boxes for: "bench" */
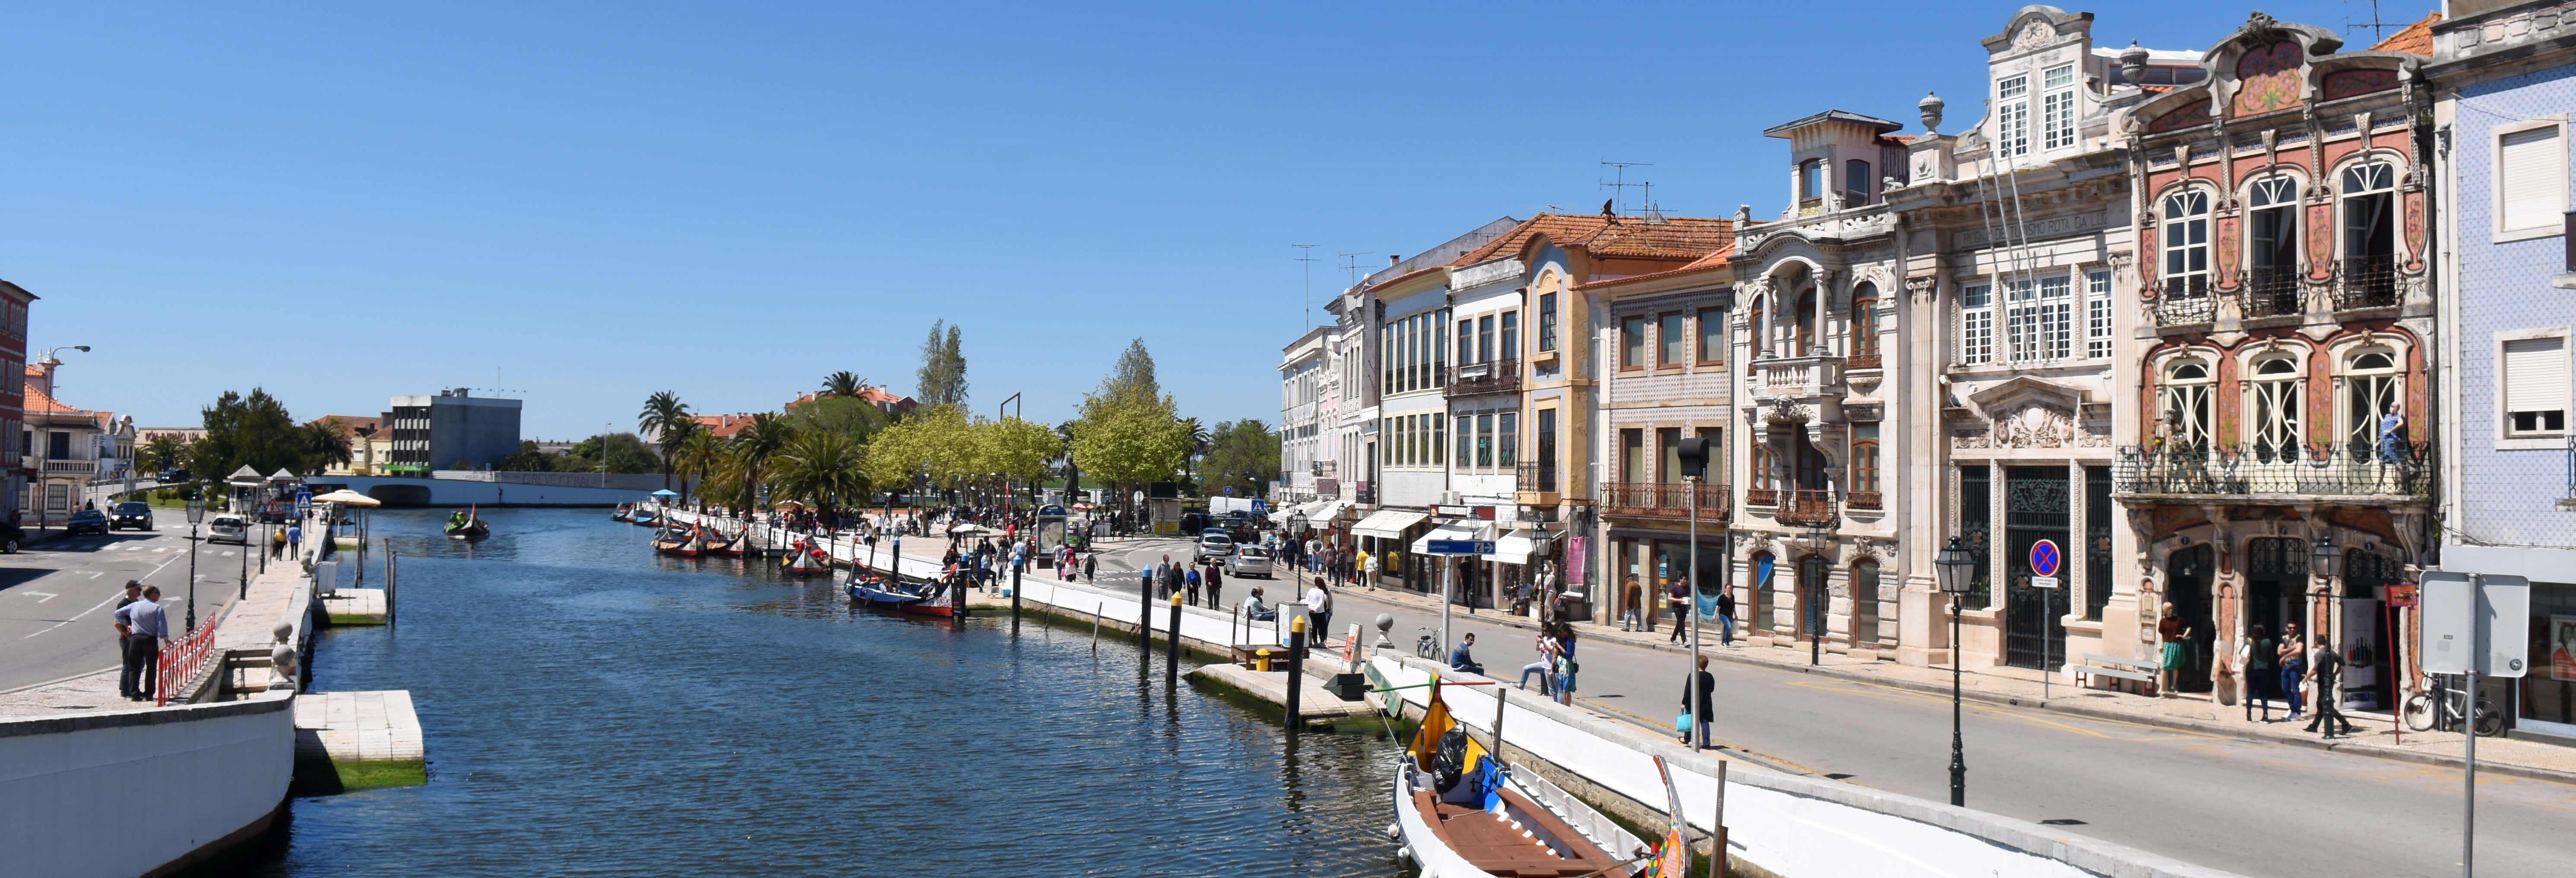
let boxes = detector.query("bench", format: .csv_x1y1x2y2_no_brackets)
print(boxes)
2074,653,2158,691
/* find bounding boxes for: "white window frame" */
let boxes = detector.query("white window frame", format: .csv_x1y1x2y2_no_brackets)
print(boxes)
2243,354,2304,461
2495,326,2573,450
1959,282,1994,366
2160,190,2212,289
2041,63,2077,151
2085,269,2114,359
2161,359,2216,448
2338,347,2402,455
2040,273,2074,360
2491,117,2569,243
1996,76,2030,158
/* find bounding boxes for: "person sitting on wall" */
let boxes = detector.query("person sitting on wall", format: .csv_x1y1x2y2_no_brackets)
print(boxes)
1241,587,1275,622
1448,632,1485,675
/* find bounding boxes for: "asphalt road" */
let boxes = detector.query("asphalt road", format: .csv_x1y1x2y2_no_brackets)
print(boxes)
0,508,262,692
1076,537,2573,878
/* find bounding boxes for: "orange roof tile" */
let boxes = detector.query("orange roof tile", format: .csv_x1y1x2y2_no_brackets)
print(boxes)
1579,243,1738,291
1449,213,1733,267
691,413,753,439
2370,11,2440,56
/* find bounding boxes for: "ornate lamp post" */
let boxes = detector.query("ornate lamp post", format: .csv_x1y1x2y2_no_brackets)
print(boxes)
2310,533,2344,719
1804,518,1833,666
184,498,205,630
1935,535,1978,807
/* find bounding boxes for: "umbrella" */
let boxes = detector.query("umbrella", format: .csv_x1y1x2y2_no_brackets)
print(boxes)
309,489,381,507
649,489,679,498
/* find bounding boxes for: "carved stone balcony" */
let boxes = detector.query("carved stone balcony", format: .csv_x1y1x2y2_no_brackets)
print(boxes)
1444,358,1520,398
1751,355,1845,403
1775,489,1837,526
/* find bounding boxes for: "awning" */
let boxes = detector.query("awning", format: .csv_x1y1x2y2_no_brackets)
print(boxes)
1486,529,1541,565
1350,509,1427,540
1410,521,1489,554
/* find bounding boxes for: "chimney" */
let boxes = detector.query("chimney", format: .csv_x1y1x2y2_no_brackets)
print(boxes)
1388,255,1402,267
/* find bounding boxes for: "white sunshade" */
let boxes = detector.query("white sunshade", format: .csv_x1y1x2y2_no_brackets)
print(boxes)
1350,509,1427,540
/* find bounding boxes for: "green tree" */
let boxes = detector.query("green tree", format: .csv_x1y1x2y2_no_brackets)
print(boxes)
1178,416,1209,481
787,394,890,444
978,417,1059,485
187,388,303,488
821,371,867,398
299,418,354,473
637,391,694,490
142,435,186,474
1070,389,1189,521
672,429,725,507
573,432,659,474
770,429,868,525
915,320,968,408
497,440,554,472
729,413,795,509
1100,337,1161,406
1198,419,1280,499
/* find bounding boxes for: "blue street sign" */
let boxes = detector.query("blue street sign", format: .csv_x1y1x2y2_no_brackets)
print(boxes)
1425,540,1496,556
2029,539,2061,578
1250,499,1267,513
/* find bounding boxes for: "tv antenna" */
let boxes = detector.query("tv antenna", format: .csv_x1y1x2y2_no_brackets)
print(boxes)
1601,160,1654,215
1339,251,1376,286
1292,243,1320,331
2344,0,2393,41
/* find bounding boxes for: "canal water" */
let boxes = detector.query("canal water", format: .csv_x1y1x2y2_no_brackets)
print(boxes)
227,508,1407,877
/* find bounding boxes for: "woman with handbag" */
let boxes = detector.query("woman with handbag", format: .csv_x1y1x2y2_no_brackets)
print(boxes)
1679,655,1715,746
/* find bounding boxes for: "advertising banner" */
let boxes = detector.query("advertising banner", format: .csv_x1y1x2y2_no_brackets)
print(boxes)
2554,615,2576,683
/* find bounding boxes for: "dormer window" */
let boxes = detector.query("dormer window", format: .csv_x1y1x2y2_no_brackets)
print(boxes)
1996,75,2030,158
2041,63,2076,150
1844,159,1872,205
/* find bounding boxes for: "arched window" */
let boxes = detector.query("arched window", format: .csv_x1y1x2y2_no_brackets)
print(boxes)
2339,162,2398,307
2160,191,2212,299
2246,355,2304,461
2342,348,2401,456
2246,177,2301,316
2160,359,2215,449
1794,289,1819,355
1851,282,1880,363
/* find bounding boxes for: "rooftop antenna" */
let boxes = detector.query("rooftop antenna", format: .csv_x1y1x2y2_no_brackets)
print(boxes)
1339,251,1376,287
1601,160,1653,215
2344,0,2393,41
1293,243,1320,330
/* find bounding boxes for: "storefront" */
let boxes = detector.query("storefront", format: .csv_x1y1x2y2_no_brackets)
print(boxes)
1411,519,1491,608
1350,508,1427,592
2522,581,2576,740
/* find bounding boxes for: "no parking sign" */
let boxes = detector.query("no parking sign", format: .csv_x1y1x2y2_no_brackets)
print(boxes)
2029,539,2061,589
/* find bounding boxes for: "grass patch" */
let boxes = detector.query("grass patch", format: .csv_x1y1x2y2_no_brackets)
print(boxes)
333,760,425,792
326,613,386,625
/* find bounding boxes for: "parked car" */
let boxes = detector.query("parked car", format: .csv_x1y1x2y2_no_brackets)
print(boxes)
1193,532,1234,562
157,468,190,484
1227,545,1273,578
64,509,110,537
0,520,22,553
207,514,250,545
109,501,154,531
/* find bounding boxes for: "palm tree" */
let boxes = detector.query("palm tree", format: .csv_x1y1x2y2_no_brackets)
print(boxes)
637,391,694,490
299,418,354,474
143,435,185,474
730,413,795,514
1179,416,1210,480
770,430,867,529
673,428,725,509
821,371,866,399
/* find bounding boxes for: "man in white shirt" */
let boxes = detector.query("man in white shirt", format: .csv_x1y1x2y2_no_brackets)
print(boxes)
113,586,170,702
1301,577,1332,656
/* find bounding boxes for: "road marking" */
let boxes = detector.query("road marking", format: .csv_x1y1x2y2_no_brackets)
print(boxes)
219,551,236,557
21,590,126,638
22,591,58,602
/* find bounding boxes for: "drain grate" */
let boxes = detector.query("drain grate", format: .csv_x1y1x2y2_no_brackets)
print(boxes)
2040,818,2088,826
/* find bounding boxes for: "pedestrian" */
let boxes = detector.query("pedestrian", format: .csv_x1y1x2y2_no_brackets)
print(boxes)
114,585,169,701
1680,654,1716,747
1554,622,1579,704
1448,632,1485,674
286,521,302,556
1302,575,1332,656
2278,622,2307,721
1204,560,1222,609
1518,629,1558,695
2243,624,2278,721
2305,637,2354,737
270,527,286,558
1716,589,1737,647
1667,578,1692,644
1158,554,1182,601
2155,602,2190,697
1184,564,1201,607
1082,551,1096,583
1620,575,1643,632
1361,549,1379,591
111,581,143,698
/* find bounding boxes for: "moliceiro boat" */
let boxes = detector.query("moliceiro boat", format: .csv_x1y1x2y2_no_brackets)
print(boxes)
780,540,830,576
445,506,491,540
1390,673,1675,878
654,526,708,558
844,570,962,618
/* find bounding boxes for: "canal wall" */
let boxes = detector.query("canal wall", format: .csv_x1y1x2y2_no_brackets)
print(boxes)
0,689,297,878
1368,653,2244,878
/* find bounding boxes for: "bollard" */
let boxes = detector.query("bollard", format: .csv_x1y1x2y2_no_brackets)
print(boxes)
1138,573,1153,651
1091,606,1103,651
1284,615,1307,735
1166,591,1183,686
1011,563,1023,635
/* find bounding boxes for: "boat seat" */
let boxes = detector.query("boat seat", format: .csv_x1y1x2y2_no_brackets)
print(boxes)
1413,790,1625,877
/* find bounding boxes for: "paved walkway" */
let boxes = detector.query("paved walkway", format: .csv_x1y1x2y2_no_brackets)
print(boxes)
0,538,315,718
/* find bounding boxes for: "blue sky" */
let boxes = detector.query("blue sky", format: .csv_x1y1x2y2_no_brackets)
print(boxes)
3,1,2413,437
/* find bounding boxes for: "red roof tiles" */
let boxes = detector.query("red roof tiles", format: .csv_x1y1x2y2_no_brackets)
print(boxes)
2371,11,2440,56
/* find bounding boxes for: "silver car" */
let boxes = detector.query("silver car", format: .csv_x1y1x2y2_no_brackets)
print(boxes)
1193,533,1233,563
1226,545,1273,578
207,514,250,545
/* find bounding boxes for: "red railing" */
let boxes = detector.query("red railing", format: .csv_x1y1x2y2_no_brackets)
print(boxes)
1776,489,1838,526
155,619,220,707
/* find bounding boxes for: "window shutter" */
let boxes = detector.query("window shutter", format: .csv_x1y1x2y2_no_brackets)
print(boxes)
2503,335,2568,413
2499,126,2566,232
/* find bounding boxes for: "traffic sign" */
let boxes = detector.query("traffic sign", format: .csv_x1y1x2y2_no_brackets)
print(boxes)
1424,540,1495,555
2421,572,2531,677
2029,540,2060,578
2031,576,2060,590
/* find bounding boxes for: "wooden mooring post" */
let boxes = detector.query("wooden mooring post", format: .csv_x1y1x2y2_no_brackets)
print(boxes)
384,542,398,630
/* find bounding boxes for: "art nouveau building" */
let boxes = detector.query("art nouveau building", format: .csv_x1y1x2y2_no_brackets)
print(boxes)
2117,13,2437,708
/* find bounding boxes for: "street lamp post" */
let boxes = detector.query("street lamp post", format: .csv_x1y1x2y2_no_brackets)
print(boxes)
184,499,205,630
1935,535,1978,807
1676,437,1714,749
1805,520,1832,667
2309,533,2345,734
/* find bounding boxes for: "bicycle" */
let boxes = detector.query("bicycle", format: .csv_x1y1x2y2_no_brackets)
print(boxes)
1414,626,1439,660
2402,676,2504,736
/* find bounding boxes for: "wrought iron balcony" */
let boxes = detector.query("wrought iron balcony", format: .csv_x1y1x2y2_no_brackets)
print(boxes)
1846,353,1883,371
2334,257,2399,310
1444,358,1520,398
1602,481,1730,523
1752,354,1845,401
1775,489,1837,526
2112,443,2431,499
2154,275,2215,324
1515,460,1558,495
1846,490,1883,511
2240,266,2302,318
1744,487,1780,507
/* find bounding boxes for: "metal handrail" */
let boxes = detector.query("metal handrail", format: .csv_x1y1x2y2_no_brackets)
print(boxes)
2241,266,2301,318
2111,442,2431,497
1777,489,1836,526
1601,481,1731,521
155,618,221,706
2334,257,2399,310
2153,275,2214,324
1443,358,1521,397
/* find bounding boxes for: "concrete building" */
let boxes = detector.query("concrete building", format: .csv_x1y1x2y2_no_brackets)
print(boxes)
2429,0,2576,740
1279,325,1333,503
385,389,522,474
0,283,27,523
1358,243,1475,592
2114,11,2438,710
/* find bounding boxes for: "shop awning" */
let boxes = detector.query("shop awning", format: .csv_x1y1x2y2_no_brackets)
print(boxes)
1350,509,1427,540
1276,499,1343,527
1409,521,1490,554
1486,529,1540,565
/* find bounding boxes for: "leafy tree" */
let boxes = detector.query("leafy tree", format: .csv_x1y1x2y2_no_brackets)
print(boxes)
787,394,889,444
142,435,187,473
672,429,725,507
1100,337,1161,406
637,391,694,490
1070,388,1189,521
770,429,868,526
497,440,554,472
862,403,976,499
300,418,354,473
187,388,302,487
1178,416,1209,480
915,320,968,408
978,417,1059,485
821,371,867,398
573,432,659,474
1198,419,1280,499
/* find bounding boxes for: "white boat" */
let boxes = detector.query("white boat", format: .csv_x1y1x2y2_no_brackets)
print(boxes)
1389,676,1663,878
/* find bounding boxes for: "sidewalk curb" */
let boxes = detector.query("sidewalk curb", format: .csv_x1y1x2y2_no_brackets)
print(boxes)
1336,587,2576,787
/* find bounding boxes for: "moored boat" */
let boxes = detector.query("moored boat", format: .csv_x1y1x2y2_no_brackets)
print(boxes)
845,572,960,617
653,526,705,557
780,540,830,576
1389,673,1662,878
611,504,635,522
632,508,658,526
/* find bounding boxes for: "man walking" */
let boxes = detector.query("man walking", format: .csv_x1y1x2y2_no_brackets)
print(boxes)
1620,575,1644,632
1082,551,1096,583
1715,589,1737,647
286,521,303,557
1681,654,1717,747
1184,563,1201,607
1667,578,1692,644
1203,559,1222,610
111,581,143,698
115,586,170,702
2304,637,2355,738
1302,576,1332,657
1157,554,1182,602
